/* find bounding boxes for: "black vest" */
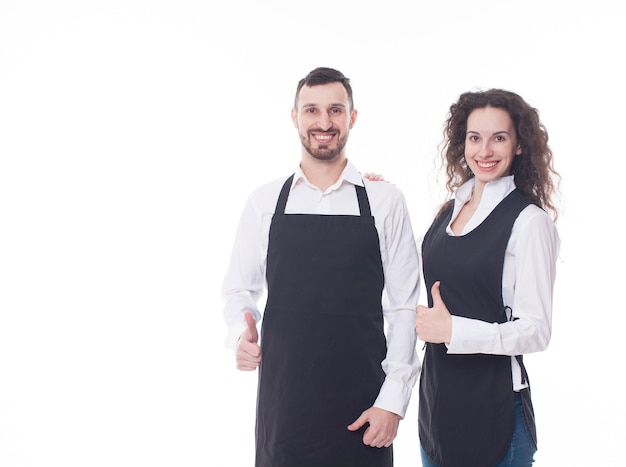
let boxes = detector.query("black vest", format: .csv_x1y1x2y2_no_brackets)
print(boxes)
419,189,535,467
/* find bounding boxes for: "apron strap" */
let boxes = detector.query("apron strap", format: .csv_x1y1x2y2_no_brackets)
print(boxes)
275,174,295,215
355,183,371,217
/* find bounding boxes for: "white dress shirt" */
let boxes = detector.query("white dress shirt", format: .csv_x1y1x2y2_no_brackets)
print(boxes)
442,175,560,390
222,160,421,417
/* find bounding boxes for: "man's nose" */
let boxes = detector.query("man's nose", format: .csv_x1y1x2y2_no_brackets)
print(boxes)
316,113,332,131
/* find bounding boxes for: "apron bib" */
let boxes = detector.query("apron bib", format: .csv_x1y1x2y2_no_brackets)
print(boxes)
255,175,392,467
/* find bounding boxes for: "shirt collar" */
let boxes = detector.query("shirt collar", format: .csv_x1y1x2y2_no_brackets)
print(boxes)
292,159,363,193
455,175,516,205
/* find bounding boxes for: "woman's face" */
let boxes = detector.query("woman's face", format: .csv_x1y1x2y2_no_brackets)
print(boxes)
464,106,522,186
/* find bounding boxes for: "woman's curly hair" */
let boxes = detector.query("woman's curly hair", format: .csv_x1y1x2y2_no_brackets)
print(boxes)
438,89,560,221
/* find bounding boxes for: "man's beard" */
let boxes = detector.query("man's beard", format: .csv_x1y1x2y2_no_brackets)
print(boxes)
300,131,348,161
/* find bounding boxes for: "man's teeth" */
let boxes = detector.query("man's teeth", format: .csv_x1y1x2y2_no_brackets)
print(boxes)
315,134,332,141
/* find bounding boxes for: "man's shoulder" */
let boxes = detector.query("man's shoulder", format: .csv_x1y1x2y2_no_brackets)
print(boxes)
361,179,412,222
249,174,292,197
362,178,406,202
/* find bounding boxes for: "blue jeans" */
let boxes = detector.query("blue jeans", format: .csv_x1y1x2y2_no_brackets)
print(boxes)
420,392,536,467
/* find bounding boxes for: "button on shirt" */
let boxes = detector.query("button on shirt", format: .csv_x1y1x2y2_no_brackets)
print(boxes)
222,160,421,417
442,175,560,390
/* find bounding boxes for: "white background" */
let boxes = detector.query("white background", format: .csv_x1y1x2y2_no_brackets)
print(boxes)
1,1,624,466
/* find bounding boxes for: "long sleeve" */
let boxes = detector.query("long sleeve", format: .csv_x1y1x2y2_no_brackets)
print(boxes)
221,183,278,350
366,181,421,418
447,205,560,356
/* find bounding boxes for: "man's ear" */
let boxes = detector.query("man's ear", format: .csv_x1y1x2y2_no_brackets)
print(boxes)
349,109,358,129
291,108,298,128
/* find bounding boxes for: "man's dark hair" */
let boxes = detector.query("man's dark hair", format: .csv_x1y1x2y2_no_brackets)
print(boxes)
294,67,353,110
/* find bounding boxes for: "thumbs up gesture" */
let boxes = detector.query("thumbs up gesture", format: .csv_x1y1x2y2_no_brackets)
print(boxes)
415,281,452,344
236,311,261,371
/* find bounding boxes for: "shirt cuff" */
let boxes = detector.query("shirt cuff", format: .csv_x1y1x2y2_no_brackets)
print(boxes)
448,315,499,354
373,378,412,418
224,322,248,351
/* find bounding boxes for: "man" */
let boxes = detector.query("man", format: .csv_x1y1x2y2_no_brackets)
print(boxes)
222,67,420,467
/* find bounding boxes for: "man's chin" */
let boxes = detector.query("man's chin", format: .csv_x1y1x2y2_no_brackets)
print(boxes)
311,152,340,161
305,145,336,160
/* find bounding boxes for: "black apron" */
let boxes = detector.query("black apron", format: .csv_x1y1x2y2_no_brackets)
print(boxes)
255,174,392,467
419,189,535,467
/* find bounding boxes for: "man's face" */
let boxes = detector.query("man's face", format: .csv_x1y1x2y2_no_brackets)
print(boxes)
292,82,357,161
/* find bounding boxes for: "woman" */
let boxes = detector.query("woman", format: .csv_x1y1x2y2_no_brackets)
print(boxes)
416,89,560,466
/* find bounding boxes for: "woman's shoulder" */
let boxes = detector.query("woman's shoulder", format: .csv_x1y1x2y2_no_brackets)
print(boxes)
515,203,559,238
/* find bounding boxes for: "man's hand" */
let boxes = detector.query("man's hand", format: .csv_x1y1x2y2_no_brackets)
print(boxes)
416,281,452,344
347,407,401,448
235,311,261,371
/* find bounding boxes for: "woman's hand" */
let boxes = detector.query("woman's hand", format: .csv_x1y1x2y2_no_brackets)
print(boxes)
362,172,387,182
416,281,452,344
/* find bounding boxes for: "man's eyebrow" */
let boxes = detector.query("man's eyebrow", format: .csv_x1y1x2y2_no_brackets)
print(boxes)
302,103,347,108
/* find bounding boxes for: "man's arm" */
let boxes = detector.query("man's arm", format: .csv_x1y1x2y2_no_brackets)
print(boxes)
374,188,421,416
349,184,422,445
222,193,266,352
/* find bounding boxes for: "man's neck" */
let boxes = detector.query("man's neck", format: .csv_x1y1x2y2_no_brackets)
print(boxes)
300,155,348,192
